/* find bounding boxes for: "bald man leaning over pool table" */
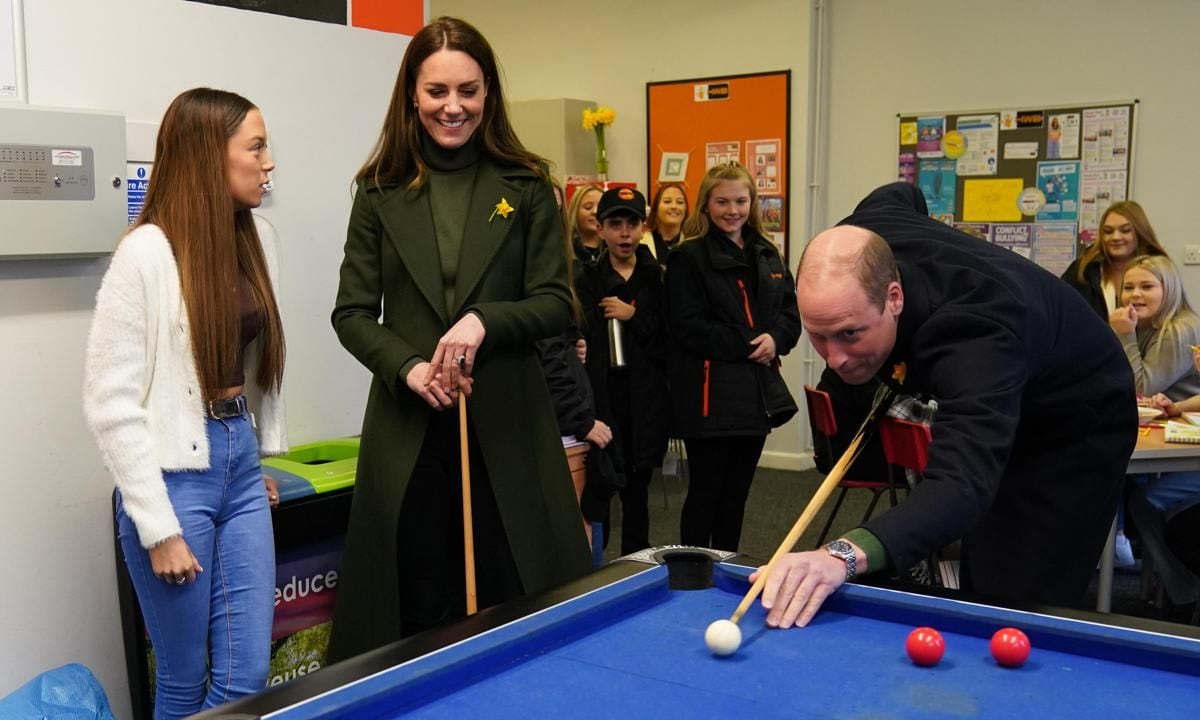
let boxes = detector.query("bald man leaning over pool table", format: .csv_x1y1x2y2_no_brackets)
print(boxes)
754,183,1136,628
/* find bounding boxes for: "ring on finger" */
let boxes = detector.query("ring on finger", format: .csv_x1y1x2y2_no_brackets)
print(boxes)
173,576,186,585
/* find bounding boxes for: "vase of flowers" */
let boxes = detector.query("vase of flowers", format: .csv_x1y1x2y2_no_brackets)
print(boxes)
582,106,616,182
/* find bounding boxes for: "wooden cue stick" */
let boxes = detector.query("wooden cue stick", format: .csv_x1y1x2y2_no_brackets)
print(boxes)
729,388,892,624
459,359,478,616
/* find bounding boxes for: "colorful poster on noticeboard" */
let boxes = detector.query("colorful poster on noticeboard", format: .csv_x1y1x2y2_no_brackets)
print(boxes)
1036,161,1080,221
760,196,784,233
917,158,956,215
747,139,781,194
962,178,1024,222
1047,113,1080,159
916,116,945,158
992,224,1033,259
899,152,916,184
705,141,741,169
954,222,992,242
1034,222,1077,276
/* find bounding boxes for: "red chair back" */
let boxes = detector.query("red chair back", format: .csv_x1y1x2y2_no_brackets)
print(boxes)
879,417,932,473
804,385,838,438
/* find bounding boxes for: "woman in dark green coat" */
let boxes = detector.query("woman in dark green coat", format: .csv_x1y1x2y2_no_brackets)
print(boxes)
327,17,591,660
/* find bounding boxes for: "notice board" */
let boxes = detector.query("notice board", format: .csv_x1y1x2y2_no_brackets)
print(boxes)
896,101,1137,276
647,71,790,258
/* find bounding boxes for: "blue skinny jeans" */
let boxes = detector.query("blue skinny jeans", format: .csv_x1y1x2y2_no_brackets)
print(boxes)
116,411,274,719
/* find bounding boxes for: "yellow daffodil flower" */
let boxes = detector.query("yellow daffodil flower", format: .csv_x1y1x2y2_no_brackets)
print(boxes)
489,197,515,222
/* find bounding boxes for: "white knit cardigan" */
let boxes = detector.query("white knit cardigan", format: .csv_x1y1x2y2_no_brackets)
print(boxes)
83,221,288,548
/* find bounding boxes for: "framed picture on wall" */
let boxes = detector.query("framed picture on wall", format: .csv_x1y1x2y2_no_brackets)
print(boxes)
647,70,791,259
658,152,689,183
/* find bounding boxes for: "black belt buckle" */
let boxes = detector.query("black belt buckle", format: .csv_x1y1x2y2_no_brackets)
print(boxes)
208,395,247,419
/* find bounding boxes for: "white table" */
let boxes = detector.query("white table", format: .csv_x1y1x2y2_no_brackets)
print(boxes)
1097,426,1200,612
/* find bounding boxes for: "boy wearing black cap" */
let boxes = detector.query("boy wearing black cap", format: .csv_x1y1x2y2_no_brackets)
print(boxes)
576,187,671,554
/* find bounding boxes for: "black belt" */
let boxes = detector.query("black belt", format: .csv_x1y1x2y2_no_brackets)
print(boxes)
208,395,248,419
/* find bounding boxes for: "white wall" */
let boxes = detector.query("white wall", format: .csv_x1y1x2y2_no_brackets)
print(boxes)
432,0,816,469
822,0,1200,293
1,1,408,714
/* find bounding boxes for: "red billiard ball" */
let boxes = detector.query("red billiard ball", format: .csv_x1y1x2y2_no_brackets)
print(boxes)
990,627,1031,668
906,627,945,666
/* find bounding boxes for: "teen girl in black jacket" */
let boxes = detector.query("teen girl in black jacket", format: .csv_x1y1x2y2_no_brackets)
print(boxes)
665,163,801,551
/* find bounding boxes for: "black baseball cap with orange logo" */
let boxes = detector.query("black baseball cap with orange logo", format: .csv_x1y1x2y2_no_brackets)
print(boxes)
596,186,647,220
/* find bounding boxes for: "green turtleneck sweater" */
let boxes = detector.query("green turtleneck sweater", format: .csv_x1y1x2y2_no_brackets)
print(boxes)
421,131,481,320
397,133,482,385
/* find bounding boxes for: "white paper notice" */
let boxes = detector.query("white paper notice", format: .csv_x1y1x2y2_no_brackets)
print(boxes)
1079,170,1128,236
1,0,17,97
955,114,999,176
1004,142,1039,160
1082,107,1130,172
1034,222,1078,276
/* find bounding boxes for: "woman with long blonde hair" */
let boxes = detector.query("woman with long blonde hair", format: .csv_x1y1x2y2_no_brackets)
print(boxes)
665,162,801,551
566,182,605,268
1110,254,1200,399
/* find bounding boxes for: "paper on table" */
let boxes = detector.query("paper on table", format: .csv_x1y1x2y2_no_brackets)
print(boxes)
1164,420,1200,444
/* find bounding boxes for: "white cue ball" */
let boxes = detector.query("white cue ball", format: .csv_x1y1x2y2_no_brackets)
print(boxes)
705,619,742,656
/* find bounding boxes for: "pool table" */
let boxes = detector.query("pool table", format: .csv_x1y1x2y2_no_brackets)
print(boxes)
194,547,1200,719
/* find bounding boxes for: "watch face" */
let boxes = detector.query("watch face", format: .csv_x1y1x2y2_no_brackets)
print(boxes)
826,540,851,558
826,541,856,579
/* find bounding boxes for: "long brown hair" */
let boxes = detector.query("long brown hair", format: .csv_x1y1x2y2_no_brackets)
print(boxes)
357,16,546,190
136,88,285,402
682,162,767,241
1075,200,1166,284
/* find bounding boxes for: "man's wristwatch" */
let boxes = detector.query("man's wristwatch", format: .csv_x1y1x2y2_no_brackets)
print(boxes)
824,539,858,581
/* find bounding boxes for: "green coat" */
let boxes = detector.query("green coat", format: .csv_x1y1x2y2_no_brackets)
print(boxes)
327,159,592,660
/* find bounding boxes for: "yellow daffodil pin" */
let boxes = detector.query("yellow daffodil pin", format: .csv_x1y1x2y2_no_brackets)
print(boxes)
892,362,908,385
490,197,515,223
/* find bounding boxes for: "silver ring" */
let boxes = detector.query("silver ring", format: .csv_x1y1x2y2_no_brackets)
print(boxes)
456,355,467,365
174,576,186,585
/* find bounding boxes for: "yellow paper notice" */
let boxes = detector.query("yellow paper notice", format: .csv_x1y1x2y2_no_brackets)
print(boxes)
962,179,1024,222
900,122,917,145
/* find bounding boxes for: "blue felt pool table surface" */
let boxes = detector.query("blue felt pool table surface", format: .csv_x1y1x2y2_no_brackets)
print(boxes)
202,555,1200,719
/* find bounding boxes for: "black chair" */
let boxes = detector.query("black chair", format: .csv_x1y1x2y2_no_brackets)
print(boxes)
805,385,899,547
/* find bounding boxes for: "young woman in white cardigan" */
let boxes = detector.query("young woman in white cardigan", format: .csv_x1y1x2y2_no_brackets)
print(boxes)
84,88,286,719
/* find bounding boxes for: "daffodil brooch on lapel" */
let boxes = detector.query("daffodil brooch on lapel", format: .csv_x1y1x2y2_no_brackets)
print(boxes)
490,197,515,223
892,361,908,385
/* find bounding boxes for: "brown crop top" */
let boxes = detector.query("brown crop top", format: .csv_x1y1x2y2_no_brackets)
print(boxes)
225,273,264,388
